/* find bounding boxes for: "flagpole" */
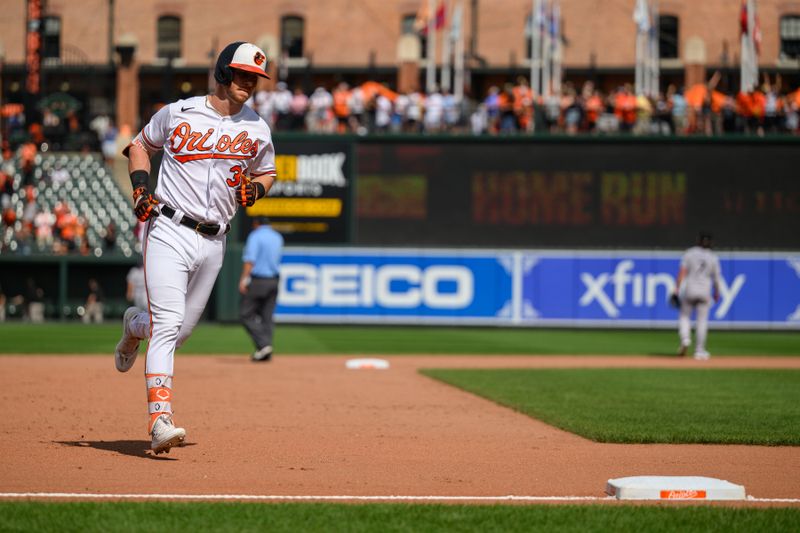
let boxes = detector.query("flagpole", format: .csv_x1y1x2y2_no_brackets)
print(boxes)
441,0,452,92
454,0,464,102
426,1,436,93
542,0,551,96
747,0,758,91
553,0,561,95
531,0,541,96
653,0,659,97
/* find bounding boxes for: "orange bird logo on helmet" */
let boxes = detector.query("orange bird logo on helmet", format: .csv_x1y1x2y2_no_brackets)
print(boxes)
253,52,265,66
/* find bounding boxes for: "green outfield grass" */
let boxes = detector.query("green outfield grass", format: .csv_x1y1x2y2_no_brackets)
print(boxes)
0,323,798,355
1,502,799,533
421,368,800,445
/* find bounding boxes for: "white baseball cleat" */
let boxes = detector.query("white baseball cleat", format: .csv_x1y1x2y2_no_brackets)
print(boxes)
115,307,143,372
693,350,711,360
251,345,273,362
150,414,186,455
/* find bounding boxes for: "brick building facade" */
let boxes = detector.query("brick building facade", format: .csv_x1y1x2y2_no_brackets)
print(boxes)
1,0,799,130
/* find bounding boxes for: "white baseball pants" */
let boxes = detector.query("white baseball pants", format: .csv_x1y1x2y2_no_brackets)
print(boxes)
678,297,711,353
130,214,226,376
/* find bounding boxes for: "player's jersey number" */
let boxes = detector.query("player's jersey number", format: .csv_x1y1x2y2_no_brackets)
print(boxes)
227,165,245,187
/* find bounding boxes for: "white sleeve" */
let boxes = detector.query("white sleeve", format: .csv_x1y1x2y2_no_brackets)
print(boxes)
131,105,172,156
249,129,277,178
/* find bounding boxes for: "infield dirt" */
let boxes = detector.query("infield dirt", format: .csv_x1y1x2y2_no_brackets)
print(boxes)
0,355,798,502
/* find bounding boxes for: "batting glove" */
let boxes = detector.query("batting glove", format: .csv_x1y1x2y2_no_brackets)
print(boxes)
133,186,160,222
237,179,266,207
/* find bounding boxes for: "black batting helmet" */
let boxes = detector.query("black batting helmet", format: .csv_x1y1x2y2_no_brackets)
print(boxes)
214,42,270,85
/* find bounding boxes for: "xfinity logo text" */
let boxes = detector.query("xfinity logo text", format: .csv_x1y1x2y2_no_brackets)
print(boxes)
579,260,746,318
280,263,474,309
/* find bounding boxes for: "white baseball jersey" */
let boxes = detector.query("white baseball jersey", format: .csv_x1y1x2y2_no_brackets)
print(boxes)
679,246,721,301
131,95,276,225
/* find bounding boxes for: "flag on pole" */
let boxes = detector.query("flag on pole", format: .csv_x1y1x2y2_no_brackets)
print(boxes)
740,0,759,93
435,1,446,30
414,0,429,35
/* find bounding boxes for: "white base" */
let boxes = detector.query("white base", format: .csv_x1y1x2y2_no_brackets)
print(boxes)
606,476,746,500
345,358,390,370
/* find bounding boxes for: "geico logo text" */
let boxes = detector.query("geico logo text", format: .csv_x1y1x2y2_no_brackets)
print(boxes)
279,264,474,309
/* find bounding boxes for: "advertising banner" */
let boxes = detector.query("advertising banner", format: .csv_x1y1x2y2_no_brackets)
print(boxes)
276,248,514,324
275,248,800,329
245,140,352,244
522,252,800,327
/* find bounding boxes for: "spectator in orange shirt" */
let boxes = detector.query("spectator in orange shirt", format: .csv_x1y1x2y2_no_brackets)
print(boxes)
512,77,533,132
332,82,352,133
614,84,637,132
582,82,602,132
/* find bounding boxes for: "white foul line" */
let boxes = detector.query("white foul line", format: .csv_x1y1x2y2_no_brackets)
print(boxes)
0,493,606,502
0,492,798,503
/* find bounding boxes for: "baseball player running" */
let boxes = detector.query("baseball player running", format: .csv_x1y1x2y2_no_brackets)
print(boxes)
114,42,276,454
672,231,721,360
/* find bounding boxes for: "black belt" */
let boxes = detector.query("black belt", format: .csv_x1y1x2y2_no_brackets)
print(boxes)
160,205,230,236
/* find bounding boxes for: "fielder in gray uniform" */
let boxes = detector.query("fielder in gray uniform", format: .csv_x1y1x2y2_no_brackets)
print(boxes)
673,231,721,360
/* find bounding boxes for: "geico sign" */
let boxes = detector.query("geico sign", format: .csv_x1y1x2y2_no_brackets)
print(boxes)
279,264,474,309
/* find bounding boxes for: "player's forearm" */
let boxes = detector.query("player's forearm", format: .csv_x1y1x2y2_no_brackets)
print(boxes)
127,144,152,175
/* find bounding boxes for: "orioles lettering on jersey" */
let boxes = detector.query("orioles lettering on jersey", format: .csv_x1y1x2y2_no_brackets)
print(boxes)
167,122,259,163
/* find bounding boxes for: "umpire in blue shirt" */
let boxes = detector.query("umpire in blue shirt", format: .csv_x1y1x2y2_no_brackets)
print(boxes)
239,216,284,362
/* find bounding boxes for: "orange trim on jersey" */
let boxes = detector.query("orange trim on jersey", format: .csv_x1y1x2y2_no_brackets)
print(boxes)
141,130,160,151
229,63,270,79
173,153,252,163
251,170,277,177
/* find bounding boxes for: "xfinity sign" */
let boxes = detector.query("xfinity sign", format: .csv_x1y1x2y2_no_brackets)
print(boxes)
578,260,746,319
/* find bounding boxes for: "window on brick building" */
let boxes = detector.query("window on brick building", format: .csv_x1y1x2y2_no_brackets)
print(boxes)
659,15,679,59
157,16,181,59
780,15,800,59
42,16,61,59
402,14,416,34
281,16,305,58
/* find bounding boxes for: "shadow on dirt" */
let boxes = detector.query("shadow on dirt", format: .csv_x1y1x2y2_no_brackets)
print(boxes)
54,440,194,460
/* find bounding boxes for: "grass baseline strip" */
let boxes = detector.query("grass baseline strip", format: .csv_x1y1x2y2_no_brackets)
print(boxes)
1,323,799,355
420,368,800,445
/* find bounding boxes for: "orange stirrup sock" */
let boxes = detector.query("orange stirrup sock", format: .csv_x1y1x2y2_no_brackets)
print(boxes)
146,373,173,433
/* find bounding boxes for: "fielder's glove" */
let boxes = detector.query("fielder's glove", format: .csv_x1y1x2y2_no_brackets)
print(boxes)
133,186,160,222
237,179,266,207
669,292,681,309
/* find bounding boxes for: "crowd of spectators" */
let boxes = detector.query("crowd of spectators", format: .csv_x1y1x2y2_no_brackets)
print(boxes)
1,72,798,256
247,74,800,137
1,153,119,256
